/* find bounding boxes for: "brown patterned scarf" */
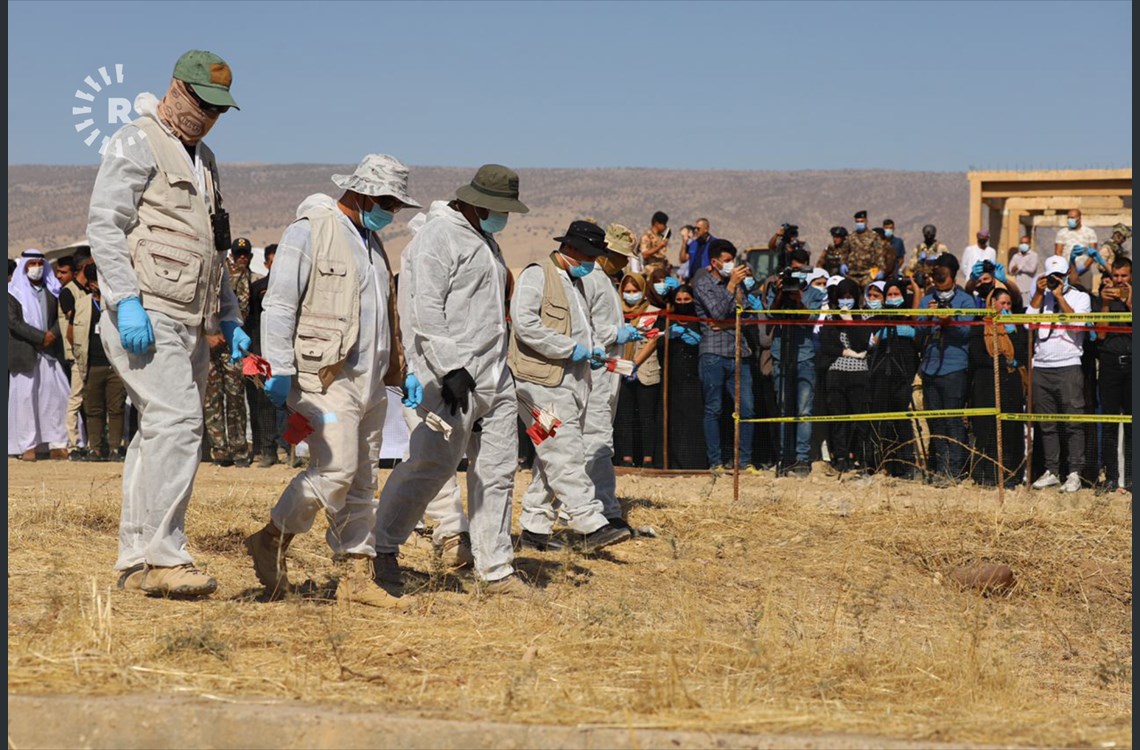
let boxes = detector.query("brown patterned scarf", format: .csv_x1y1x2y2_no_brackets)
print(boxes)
156,79,220,144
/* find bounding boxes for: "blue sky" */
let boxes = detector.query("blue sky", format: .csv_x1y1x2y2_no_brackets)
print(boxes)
7,0,1132,170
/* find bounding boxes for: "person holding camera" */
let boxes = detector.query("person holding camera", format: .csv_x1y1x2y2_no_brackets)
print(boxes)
1097,256,1132,492
87,50,246,598
916,254,977,487
769,223,810,270
904,224,950,283
1028,255,1092,493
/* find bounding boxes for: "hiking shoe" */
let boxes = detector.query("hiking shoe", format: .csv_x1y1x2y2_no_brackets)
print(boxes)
742,465,765,477
234,456,251,468
791,461,812,478
709,464,729,476
572,524,631,554
116,563,146,592
1032,471,1061,490
257,453,278,468
480,573,538,599
435,532,474,570
337,557,409,609
213,455,235,467
244,524,293,597
372,552,404,587
1059,472,1082,493
606,516,632,533
518,529,564,552
140,564,218,597
69,449,86,461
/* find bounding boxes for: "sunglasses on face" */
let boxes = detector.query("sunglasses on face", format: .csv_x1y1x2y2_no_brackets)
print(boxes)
185,85,230,115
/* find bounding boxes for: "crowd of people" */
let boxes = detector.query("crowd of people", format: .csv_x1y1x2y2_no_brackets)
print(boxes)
6,49,1132,605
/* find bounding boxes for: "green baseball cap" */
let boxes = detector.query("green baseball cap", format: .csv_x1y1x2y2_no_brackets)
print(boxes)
173,50,239,109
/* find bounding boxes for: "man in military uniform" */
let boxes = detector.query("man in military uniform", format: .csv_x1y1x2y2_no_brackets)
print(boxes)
846,210,893,285
816,226,849,276
639,211,671,275
1096,223,1131,270
905,224,950,281
204,237,260,466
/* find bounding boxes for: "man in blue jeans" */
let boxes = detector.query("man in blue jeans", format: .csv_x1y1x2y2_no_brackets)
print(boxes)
692,239,757,472
917,253,977,486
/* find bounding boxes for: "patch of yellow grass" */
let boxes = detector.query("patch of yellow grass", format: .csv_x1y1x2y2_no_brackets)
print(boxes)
7,461,1131,747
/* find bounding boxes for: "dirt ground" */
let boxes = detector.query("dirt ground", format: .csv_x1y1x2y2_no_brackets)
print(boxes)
6,459,1132,748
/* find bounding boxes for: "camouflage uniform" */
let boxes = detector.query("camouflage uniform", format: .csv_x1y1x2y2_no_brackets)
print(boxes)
1098,223,1132,268
905,241,950,277
639,229,670,274
204,262,260,461
845,229,892,286
817,241,849,277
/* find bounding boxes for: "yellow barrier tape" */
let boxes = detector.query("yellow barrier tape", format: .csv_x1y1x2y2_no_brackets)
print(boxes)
999,413,1133,424
736,408,997,424
737,307,986,316
1002,312,1133,324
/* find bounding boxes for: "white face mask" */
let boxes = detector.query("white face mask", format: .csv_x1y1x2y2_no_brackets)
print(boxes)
26,265,44,282
1018,243,1030,254
718,260,735,278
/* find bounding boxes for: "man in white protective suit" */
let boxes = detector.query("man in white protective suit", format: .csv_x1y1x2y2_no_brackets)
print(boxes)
516,223,649,550
245,154,419,608
87,49,249,598
509,220,635,554
372,165,532,597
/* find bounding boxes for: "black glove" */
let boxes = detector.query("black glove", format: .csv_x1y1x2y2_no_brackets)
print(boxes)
440,368,477,416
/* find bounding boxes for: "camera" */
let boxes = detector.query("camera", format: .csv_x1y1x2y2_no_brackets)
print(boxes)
1046,273,1063,291
780,266,809,290
781,223,799,239
212,208,232,253
913,270,929,288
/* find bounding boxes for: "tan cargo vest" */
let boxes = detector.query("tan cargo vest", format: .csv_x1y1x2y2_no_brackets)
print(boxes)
64,280,90,366
126,116,224,330
508,254,573,387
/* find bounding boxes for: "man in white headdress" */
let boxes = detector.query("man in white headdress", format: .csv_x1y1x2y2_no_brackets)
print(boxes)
8,250,71,461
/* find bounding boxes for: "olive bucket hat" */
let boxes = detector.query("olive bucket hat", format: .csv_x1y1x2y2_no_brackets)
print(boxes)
456,164,530,214
173,50,239,109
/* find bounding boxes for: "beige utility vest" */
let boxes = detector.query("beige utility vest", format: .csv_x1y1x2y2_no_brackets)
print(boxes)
291,204,405,394
126,115,225,330
508,254,572,387
64,280,90,366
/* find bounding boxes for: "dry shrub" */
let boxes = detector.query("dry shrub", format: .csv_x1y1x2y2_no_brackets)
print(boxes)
6,461,1132,747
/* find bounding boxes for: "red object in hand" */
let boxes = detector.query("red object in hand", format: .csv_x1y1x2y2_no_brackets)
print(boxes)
642,328,662,339
525,409,562,446
282,411,313,445
242,354,272,378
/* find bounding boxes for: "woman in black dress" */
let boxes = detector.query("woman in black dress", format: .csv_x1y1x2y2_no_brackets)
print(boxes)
662,284,707,469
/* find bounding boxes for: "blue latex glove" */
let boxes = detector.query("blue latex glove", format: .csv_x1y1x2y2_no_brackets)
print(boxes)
1070,244,1086,258
615,324,643,345
970,261,984,280
745,293,764,311
896,325,916,339
623,366,639,383
874,270,885,281
839,263,849,276
993,262,1007,283
116,296,154,355
570,343,590,362
669,323,686,339
401,373,423,409
680,329,702,346
588,347,607,370
664,276,680,291
1088,248,1106,266
220,320,251,361
264,375,292,408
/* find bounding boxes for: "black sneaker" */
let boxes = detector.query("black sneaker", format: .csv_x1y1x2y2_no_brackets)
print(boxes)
214,455,235,467
606,517,632,533
68,449,86,461
234,456,251,468
518,529,564,552
257,453,279,468
571,524,631,554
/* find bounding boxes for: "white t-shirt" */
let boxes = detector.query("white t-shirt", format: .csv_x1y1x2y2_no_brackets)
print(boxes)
1054,225,1099,255
1027,285,1092,368
959,244,997,283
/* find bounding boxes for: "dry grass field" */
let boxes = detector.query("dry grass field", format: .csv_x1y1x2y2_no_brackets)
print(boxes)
7,460,1131,748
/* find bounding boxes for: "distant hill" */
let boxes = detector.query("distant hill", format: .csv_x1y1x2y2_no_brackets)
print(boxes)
8,164,968,270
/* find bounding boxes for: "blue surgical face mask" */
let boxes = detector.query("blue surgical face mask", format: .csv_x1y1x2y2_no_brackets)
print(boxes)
838,297,856,310
743,276,756,290
718,260,735,278
855,222,867,232
867,299,883,310
1018,243,1030,254
802,286,826,308
884,229,894,238
623,291,644,305
653,282,668,296
563,254,595,279
480,210,509,234
885,297,904,308
1067,218,1078,230
361,200,394,232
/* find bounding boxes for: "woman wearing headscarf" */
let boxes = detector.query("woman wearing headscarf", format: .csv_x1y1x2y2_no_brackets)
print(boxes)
817,278,872,474
866,278,922,477
663,282,706,469
967,287,1026,487
614,272,663,467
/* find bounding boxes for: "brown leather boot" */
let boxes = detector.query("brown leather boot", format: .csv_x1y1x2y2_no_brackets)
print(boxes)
244,522,294,598
337,556,409,609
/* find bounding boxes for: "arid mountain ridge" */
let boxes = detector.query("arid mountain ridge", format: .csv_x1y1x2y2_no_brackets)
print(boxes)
8,164,968,270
